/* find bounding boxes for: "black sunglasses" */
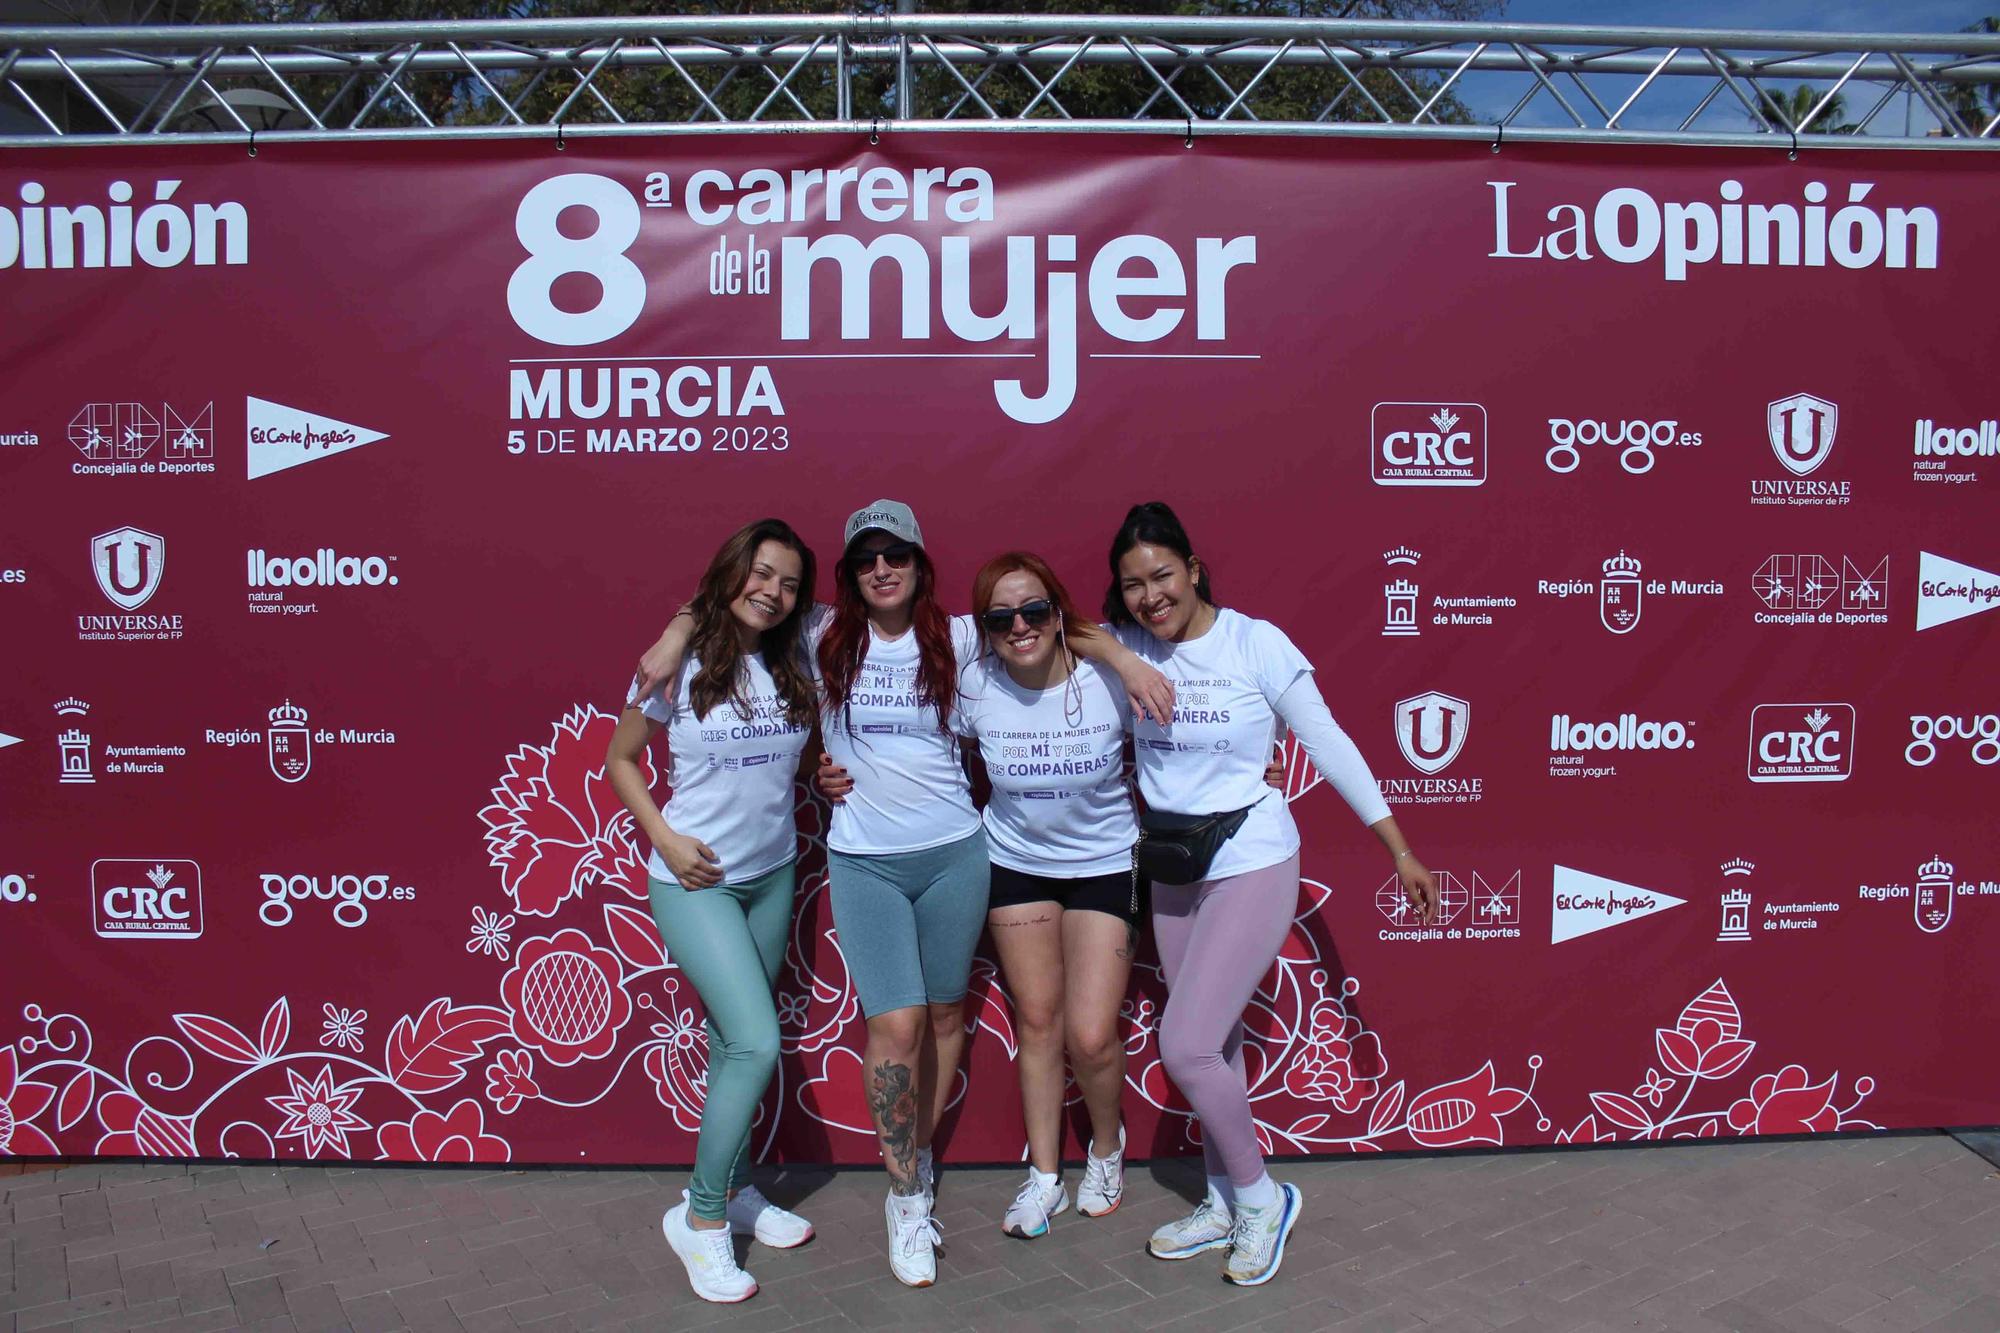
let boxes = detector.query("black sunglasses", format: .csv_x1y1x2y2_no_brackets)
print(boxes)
980,600,1057,634
847,542,916,572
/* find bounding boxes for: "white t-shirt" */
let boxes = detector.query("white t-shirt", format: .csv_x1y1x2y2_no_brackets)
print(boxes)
1117,609,1386,879
632,651,812,886
813,608,983,856
952,656,1138,878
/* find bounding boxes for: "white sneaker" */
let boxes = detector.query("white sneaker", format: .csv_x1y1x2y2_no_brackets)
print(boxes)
1148,1190,1234,1260
1001,1170,1070,1239
885,1190,942,1288
691,1186,814,1249
1076,1128,1126,1217
1222,1182,1302,1286
662,1200,756,1303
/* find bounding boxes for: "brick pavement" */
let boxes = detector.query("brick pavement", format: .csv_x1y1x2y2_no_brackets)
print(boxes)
3,1133,1998,1331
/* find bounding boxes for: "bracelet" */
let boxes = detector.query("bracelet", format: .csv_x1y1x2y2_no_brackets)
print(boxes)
1395,849,1413,861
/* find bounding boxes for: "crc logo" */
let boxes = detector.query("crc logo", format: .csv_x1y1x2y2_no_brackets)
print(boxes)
1768,392,1837,476
1906,714,2000,767
1747,703,1855,783
1371,403,1486,487
90,526,164,610
1395,691,1470,774
92,859,202,938
1544,419,1701,475
259,872,415,927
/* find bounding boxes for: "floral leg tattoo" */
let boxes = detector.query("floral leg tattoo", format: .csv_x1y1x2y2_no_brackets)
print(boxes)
871,1059,921,1195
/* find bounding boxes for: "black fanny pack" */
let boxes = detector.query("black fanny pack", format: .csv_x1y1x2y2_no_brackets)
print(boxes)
1136,805,1254,885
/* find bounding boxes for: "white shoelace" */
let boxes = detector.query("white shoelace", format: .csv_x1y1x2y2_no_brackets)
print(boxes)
1229,1202,1278,1265
692,1220,738,1271
1082,1152,1121,1198
892,1206,942,1258
1010,1175,1054,1226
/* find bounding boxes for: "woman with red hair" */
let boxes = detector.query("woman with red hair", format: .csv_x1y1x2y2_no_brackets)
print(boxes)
635,500,1170,1289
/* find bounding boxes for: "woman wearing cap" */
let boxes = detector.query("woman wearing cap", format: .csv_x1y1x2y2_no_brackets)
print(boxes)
605,518,820,1305
1105,501,1438,1288
635,500,1173,1289
823,550,1286,1245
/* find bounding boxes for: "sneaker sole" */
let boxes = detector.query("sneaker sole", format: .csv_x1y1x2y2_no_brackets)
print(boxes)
1002,1195,1070,1239
891,1267,935,1289
752,1223,814,1249
1148,1234,1232,1260
1076,1194,1123,1218
1221,1183,1302,1287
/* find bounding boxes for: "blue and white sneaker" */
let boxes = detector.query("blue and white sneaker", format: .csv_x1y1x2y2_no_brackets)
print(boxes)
1147,1190,1234,1260
1222,1182,1302,1286
1001,1170,1069,1239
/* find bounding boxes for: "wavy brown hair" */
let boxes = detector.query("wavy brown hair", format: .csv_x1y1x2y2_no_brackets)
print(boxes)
686,518,818,728
819,537,955,733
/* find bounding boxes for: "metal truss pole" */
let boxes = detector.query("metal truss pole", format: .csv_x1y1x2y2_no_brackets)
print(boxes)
0,14,1995,150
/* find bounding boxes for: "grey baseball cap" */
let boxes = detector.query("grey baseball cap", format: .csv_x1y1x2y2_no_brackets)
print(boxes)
843,499,924,550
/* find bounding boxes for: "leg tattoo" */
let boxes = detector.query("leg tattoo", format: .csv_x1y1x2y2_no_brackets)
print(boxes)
871,1060,921,1195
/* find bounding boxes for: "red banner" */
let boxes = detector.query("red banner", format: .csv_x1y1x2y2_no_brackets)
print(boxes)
2,134,1996,1166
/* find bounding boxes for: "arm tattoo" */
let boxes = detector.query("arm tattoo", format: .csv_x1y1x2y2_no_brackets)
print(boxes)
870,1059,921,1194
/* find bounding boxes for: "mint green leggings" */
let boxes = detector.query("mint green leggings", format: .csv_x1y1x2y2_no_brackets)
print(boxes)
648,862,794,1221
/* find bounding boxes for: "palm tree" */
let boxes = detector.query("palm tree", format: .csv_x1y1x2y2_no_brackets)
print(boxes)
1756,83,1859,134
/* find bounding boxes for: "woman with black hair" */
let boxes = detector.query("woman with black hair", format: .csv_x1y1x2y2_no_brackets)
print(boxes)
1104,501,1439,1288
605,518,821,1305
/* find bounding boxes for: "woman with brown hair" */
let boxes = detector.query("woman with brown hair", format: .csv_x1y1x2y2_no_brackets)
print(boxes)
605,517,820,1305
637,500,1172,1289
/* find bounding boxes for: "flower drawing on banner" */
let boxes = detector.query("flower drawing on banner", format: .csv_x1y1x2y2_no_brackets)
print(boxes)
378,1098,511,1163
1727,1065,1842,1135
641,982,710,1133
95,1091,197,1158
0,1047,58,1156
467,906,516,960
1405,1062,1530,1149
779,866,859,1056
318,1005,366,1054
266,1065,370,1158
1634,1068,1675,1108
1283,995,1383,1113
484,1050,540,1116
499,929,634,1067
479,706,654,918
1575,980,1877,1143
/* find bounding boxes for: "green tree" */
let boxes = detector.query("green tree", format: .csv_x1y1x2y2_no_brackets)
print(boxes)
1756,83,1859,135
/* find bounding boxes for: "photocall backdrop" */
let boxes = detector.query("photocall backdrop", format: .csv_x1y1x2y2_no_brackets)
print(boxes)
1,134,1996,1168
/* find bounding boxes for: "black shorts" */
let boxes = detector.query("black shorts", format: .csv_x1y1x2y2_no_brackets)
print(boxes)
987,862,1145,926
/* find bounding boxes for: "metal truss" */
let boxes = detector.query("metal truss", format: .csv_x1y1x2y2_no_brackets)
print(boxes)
1,14,1996,150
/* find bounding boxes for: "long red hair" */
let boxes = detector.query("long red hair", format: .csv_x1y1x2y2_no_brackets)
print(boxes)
818,542,957,733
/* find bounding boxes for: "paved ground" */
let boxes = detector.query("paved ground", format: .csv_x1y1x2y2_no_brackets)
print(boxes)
3,1132,1999,1332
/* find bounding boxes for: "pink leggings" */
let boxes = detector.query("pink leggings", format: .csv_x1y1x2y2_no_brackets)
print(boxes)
1151,854,1300,1190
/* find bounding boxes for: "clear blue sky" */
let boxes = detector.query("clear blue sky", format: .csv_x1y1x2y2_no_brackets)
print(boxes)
1461,1,1995,132
1500,1,1992,33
